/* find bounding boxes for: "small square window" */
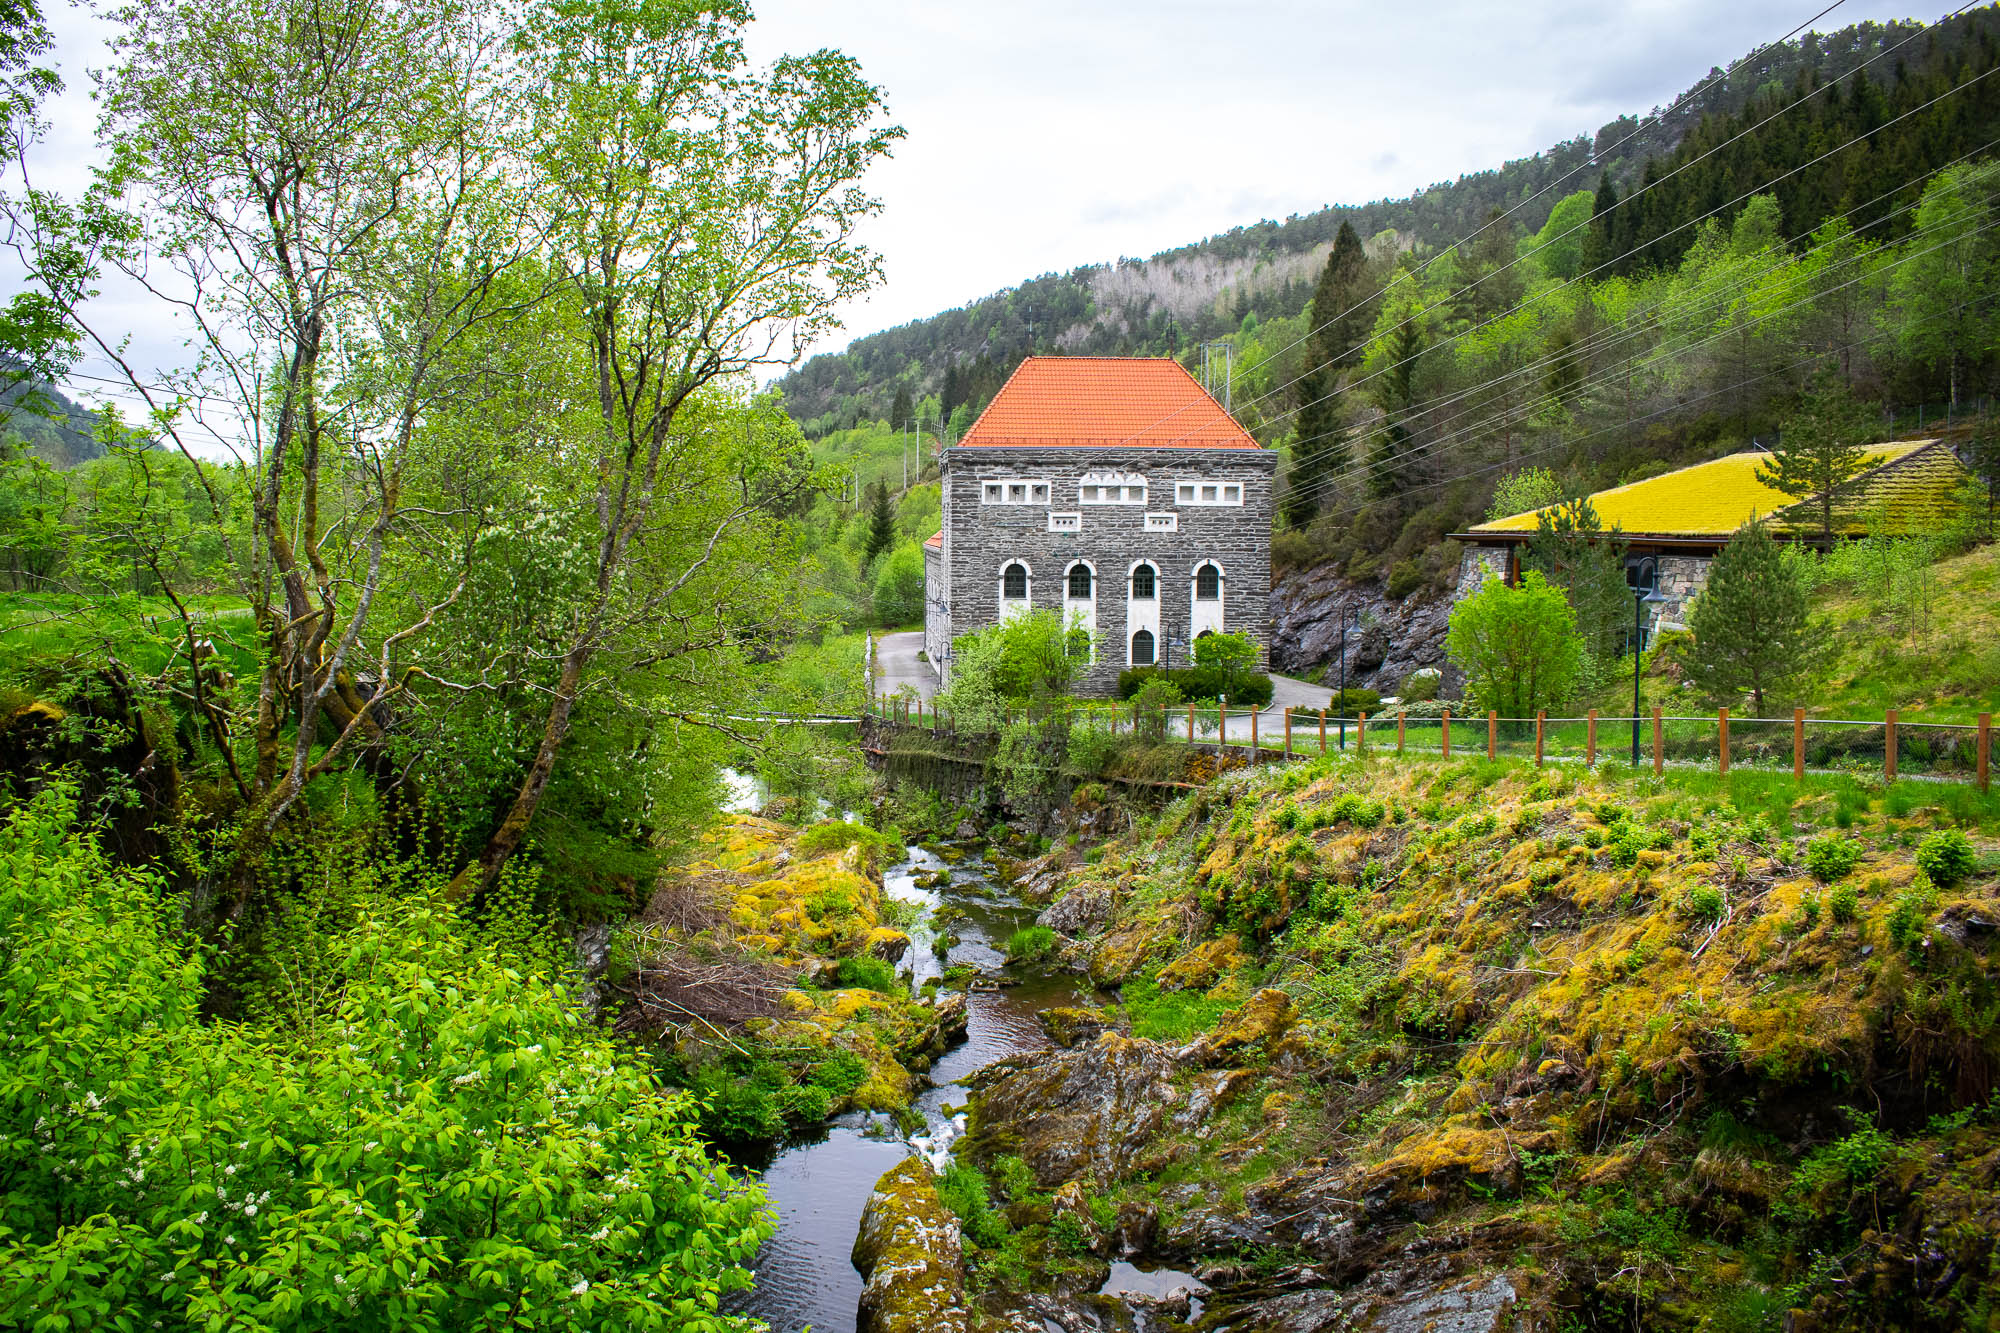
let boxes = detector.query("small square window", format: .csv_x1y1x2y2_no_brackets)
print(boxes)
1008,483,1027,502
1177,484,1195,503
1031,483,1050,502
1201,485,1218,501
984,483,1003,502
1223,484,1240,502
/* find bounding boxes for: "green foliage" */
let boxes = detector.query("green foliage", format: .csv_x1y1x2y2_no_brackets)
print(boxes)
935,1162,1007,1249
1486,467,1565,522
1328,687,1381,713
1915,828,1977,886
1004,925,1057,962
834,954,901,994
1118,975,1235,1042
797,819,900,867
1681,884,1727,922
1447,571,1585,716
1805,833,1863,882
1828,881,1860,923
938,610,1087,726
1117,666,1274,706
0,784,770,1330
1192,630,1257,674
1524,495,1629,665
862,480,896,564
871,540,926,626
1758,377,1876,544
1685,519,1821,713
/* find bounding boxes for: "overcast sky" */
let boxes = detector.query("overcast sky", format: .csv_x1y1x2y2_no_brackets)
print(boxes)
25,0,1941,416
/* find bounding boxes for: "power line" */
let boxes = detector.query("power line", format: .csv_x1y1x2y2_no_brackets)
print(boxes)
1096,0,1865,450
1288,211,2000,508
1276,132,2000,489
1260,46,1999,465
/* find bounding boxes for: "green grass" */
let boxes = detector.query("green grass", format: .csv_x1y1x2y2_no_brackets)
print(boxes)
1,592,257,676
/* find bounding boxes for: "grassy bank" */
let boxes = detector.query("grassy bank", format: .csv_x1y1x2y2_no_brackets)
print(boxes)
950,751,2000,1329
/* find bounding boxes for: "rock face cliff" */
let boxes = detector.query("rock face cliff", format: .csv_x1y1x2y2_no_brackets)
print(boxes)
1267,565,1452,696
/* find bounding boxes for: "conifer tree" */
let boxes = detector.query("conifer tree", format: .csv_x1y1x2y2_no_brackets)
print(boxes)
862,480,895,564
889,383,912,431
1580,175,1620,276
1525,495,1630,664
1283,220,1371,526
1684,519,1818,713
1758,377,1875,546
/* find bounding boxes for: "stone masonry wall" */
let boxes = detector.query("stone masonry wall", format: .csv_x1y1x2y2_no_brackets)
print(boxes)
942,446,1278,696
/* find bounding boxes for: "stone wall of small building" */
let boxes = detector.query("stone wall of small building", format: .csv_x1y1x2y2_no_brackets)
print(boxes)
923,543,949,668
940,445,1278,696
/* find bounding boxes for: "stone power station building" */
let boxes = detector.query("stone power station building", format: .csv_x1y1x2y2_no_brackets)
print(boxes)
923,357,1276,696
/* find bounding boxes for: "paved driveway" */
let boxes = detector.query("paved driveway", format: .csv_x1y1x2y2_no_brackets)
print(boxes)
872,630,938,703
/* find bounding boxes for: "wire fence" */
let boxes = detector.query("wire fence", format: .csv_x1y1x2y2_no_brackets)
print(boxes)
866,696,1994,790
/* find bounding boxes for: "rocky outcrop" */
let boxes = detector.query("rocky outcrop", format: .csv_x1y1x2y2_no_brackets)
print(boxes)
1038,882,1113,937
1269,564,1452,696
851,1157,973,1333
1037,1006,1114,1047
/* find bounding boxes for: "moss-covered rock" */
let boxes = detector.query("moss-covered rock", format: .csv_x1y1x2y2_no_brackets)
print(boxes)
1038,1005,1113,1048
852,1157,972,1333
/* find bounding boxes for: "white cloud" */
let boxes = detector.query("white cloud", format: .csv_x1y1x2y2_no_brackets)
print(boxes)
17,0,1937,411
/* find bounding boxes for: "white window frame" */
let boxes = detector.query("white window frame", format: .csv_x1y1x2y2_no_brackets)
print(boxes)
998,559,1033,616
1047,511,1081,533
1079,470,1148,506
982,479,1051,505
1143,512,1178,532
1174,480,1244,507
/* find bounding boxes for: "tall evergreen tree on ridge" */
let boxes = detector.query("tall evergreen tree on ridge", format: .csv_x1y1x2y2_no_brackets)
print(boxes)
862,480,895,564
1283,220,1371,526
889,383,912,431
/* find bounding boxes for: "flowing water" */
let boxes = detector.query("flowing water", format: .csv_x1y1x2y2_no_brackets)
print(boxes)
734,841,1100,1333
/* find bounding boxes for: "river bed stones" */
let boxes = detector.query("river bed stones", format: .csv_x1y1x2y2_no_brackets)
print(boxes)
852,1157,973,1333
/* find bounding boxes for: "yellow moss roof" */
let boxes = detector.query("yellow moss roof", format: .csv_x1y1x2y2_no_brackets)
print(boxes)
1470,441,1929,537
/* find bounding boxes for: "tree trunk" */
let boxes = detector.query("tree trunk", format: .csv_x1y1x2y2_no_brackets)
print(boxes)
451,647,588,902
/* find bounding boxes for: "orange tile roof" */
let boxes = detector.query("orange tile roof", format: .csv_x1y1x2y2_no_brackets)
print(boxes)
923,531,942,549
957,356,1262,449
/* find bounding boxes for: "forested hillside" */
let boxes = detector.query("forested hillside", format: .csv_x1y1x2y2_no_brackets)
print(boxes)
0,379,105,468
774,15,1941,438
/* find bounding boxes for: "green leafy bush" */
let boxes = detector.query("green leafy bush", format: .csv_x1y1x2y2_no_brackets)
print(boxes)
1681,884,1727,922
1116,666,1274,706
798,819,900,865
1005,925,1057,962
1328,687,1382,714
835,954,901,993
1828,882,1860,923
1914,828,1977,887
936,1162,1006,1248
1806,833,1863,882
0,783,770,1329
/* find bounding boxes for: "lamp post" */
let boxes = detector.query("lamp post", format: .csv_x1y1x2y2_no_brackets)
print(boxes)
1630,585,1665,768
1336,599,1357,750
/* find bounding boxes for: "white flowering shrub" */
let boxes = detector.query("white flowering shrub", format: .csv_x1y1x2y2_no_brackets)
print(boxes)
0,784,770,1330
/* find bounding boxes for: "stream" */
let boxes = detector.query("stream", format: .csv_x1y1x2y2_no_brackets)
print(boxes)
733,840,1173,1333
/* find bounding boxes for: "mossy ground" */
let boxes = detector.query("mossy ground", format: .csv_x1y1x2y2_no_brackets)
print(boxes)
945,755,2000,1330
615,815,943,1145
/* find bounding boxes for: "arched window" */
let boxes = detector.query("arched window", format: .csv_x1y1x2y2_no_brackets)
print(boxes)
1130,564,1156,599
1195,563,1221,600
1002,563,1028,600
1131,629,1156,666
1067,563,1093,599
1626,557,1658,594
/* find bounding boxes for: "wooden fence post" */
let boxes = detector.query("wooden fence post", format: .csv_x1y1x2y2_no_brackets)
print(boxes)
1979,713,1991,792
1219,699,1228,756
1718,707,1729,776
1187,703,1195,744
1885,707,1898,782
1358,711,1368,756
1251,707,1259,765
1397,710,1406,755
1535,712,1545,767
1793,709,1806,782
1284,707,1293,757
1487,711,1497,760
1652,707,1664,776
1319,709,1327,755
1442,709,1452,757
1586,710,1597,768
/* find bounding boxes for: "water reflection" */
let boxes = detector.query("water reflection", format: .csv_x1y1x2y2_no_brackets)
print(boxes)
738,839,1093,1333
